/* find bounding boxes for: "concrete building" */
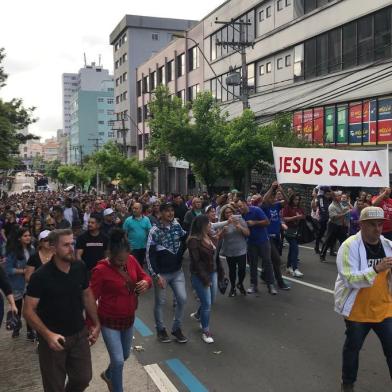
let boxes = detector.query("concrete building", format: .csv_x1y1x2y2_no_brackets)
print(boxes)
57,129,68,164
42,137,60,162
136,22,204,193
109,15,198,157
62,73,79,136
69,76,116,164
134,0,392,192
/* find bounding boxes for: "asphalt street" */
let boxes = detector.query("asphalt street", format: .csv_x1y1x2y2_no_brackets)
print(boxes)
133,244,392,392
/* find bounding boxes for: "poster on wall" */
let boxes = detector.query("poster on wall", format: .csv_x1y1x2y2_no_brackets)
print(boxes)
313,107,324,144
377,97,392,144
293,111,303,136
325,107,335,144
303,109,313,142
336,105,348,144
348,101,370,144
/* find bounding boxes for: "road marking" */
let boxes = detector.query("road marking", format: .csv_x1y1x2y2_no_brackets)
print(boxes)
166,358,209,392
298,245,315,250
134,317,154,337
144,364,179,392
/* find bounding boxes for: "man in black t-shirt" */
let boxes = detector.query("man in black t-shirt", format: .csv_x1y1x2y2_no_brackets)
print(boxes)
76,213,108,271
23,229,100,392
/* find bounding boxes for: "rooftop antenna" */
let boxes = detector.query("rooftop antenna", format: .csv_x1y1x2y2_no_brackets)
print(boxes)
83,53,87,67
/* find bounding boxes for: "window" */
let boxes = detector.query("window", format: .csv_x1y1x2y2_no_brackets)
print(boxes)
259,10,264,21
188,84,200,101
152,33,159,41
277,0,283,11
123,72,127,81
211,35,217,61
167,60,174,82
176,53,185,77
277,58,283,69
122,34,127,44
122,53,127,62
122,91,127,100
158,65,166,85
304,0,317,14
342,22,356,69
259,64,265,75
115,43,119,51
304,38,316,79
328,29,341,72
316,33,328,76
285,55,291,66
137,107,142,123
98,121,104,125
138,134,143,150
99,132,105,136
137,80,142,97
115,61,119,69
247,64,255,93
143,75,150,93
119,75,123,83
108,131,115,138
143,104,148,120
176,89,185,105
188,46,200,71
285,0,291,5
150,71,156,90
266,62,272,73
107,98,114,104
374,8,392,60
97,98,104,103
266,6,272,18
358,15,373,65
294,44,304,79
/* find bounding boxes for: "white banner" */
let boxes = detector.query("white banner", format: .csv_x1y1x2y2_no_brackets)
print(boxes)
273,146,389,187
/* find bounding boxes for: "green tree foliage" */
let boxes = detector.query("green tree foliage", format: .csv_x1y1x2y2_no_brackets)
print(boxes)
89,142,149,190
31,155,45,171
57,165,92,187
44,159,61,181
0,48,36,169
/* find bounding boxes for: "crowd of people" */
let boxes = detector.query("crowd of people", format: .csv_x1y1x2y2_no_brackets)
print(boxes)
1,180,392,391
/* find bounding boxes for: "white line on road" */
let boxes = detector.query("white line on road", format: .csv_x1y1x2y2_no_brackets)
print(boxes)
144,364,179,392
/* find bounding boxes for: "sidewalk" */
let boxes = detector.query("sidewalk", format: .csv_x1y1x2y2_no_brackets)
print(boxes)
0,324,159,391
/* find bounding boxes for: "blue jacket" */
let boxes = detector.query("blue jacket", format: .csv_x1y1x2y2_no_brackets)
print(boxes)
6,249,33,299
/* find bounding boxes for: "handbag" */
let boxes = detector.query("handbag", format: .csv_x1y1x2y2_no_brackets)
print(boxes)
218,277,229,295
297,218,315,244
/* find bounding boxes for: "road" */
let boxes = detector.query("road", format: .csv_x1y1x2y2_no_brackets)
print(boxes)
132,244,391,392
10,172,35,194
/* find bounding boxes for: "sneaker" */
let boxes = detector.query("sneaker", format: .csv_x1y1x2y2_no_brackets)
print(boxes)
286,267,293,275
27,331,37,342
278,282,291,291
157,328,171,343
228,287,237,297
190,312,200,322
292,269,304,278
201,332,214,344
267,284,278,295
171,328,188,344
341,383,354,392
236,283,246,296
320,255,326,262
247,285,258,294
100,371,113,392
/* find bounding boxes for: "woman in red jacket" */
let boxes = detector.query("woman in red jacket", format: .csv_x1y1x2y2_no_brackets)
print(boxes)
90,228,152,392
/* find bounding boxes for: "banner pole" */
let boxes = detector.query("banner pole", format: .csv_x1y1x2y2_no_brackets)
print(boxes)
387,144,390,187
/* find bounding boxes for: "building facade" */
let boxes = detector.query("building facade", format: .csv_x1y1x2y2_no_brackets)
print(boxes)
109,15,198,157
42,137,60,162
62,73,79,137
69,79,116,164
57,129,68,164
133,0,392,192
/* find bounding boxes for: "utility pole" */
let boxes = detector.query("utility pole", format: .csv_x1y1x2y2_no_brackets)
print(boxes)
215,18,254,109
88,137,102,192
70,145,83,166
111,116,129,157
216,18,254,192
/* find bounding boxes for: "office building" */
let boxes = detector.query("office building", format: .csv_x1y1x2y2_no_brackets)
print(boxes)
109,15,197,157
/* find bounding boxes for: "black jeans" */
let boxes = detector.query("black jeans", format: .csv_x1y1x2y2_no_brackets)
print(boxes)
226,254,247,287
270,237,285,286
15,298,33,333
315,220,328,251
320,222,347,257
342,318,392,384
131,248,146,267
248,242,275,287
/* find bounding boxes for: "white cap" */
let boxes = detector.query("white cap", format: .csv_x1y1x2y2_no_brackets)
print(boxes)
103,208,114,216
38,230,51,241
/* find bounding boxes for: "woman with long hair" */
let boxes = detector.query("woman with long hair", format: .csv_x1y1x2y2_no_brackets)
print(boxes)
188,214,221,343
25,230,53,283
90,228,152,392
219,204,249,296
282,193,305,278
31,217,43,246
5,227,35,339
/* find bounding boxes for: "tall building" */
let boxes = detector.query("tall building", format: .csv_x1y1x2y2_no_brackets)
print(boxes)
134,0,392,193
69,76,116,164
57,129,68,164
109,15,197,157
62,73,79,136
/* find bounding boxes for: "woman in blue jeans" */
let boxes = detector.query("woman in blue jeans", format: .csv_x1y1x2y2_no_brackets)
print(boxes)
90,228,152,392
188,214,222,344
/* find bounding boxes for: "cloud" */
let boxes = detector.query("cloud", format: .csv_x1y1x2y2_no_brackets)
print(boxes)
3,58,38,75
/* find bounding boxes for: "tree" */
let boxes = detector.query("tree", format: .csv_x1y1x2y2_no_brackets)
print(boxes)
89,142,149,190
57,165,92,187
32,155,45,171
148,86,227,192
0,48,36,169
45,159,61,182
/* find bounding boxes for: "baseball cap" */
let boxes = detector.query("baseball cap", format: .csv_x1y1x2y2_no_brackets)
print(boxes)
160,202,174,212
359,206,386,222
103,208,114,216
38,230,51,241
